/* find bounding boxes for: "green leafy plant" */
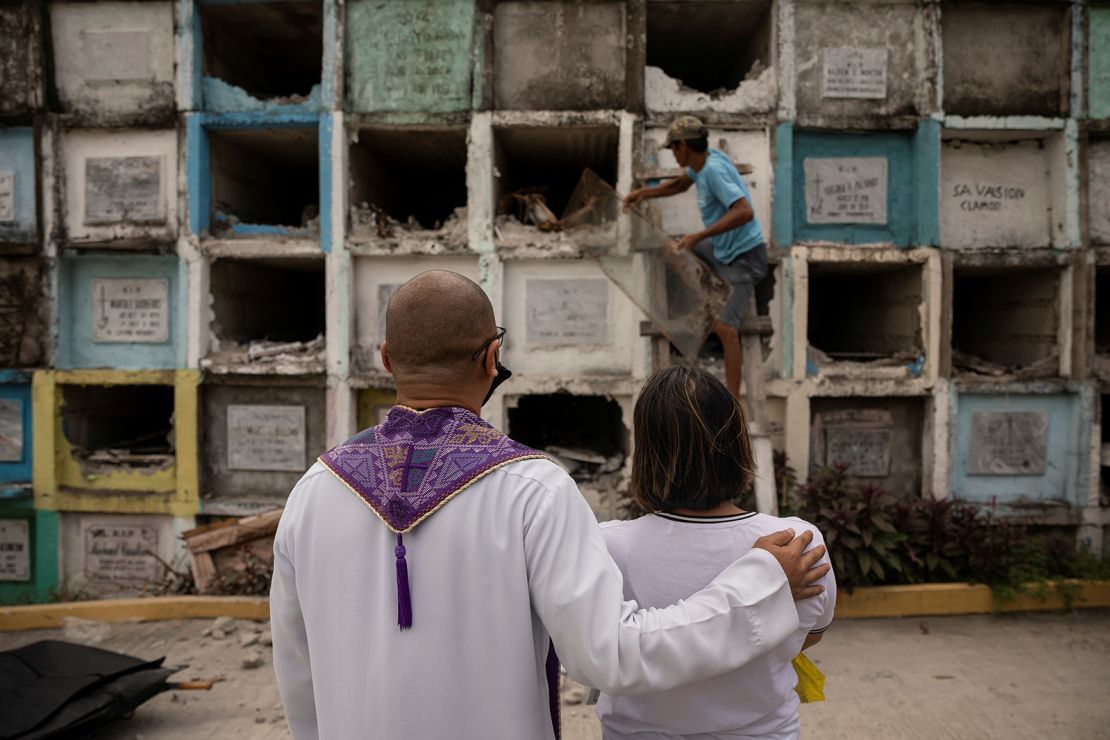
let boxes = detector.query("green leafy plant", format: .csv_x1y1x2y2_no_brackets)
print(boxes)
789,466,1110,602
891,498,971,583
789,464,906,590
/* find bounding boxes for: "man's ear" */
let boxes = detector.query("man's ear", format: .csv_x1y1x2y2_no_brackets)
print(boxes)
380,341,394,375
482,339,501,379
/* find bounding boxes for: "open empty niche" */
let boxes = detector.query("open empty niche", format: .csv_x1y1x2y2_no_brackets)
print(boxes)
1092,136,1110,247
493,125,619,234
1095,266,1110,381
61,385,174,470
952,267,1059,378
508,394,626,481
208,127,318,234
646,0,772,94
807,262,923,365
349,126,468,237
199,0,322,102
206,258,325,371
810,396,924,498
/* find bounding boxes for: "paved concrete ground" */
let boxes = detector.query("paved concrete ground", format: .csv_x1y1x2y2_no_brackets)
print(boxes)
1,610,1107,739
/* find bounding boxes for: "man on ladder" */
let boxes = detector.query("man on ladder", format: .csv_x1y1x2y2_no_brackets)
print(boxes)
624,116,768,400
624,115,777,513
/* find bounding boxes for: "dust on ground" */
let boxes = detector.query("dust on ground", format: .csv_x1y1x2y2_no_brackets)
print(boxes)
2,610,1107,739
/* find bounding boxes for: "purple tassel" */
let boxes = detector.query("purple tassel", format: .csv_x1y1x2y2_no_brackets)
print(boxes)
395,533,413,630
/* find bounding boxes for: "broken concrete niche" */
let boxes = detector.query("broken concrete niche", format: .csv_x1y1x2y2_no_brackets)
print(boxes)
809,396,925,498
345,0,475,114
200,380,326,516
198,0,322,112
0,128,38,248
507,393,630,520
940,133,1066,250
941,2,1070,117
348,126,468,247
58,512,192,599
1095,266,1110,383
640,127,772,247
788,128,926,247
35,371,196,514
953,266,1061,381
493,124,620,251
351,256,480,375
793,0,927,122
203,257,325,375
0,2,44,119
0,377,33,493
952,391,1085,509
61,384,175,475
502,260,641,378
56,253,181,370
61,129,178,247
806,261,924,377
49,1,176,124
494,1,629,111
207,126,319,238
0,258,48,368
645,0,773,113
1089,137,1110,247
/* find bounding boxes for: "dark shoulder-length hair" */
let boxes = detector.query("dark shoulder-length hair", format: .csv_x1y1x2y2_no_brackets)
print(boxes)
630,366,755,513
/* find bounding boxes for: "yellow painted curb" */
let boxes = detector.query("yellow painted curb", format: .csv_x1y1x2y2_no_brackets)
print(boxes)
0,596,269,632
836,580,1110,619
2,581,1107,632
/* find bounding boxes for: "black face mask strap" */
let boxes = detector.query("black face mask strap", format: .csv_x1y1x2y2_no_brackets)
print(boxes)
482,360,512,406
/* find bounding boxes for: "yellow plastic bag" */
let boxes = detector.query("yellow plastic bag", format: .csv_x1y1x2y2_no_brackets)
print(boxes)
792,653,826,703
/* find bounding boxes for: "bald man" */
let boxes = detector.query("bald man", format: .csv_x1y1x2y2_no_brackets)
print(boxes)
270,270,828,740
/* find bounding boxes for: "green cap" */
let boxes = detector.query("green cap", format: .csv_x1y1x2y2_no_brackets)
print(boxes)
661,115,707,149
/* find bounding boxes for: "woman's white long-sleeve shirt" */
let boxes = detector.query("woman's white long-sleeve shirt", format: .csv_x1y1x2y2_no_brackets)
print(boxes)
270,459,799,740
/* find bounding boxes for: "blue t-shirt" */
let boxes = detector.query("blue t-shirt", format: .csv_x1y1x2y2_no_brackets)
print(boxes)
686,148,764,263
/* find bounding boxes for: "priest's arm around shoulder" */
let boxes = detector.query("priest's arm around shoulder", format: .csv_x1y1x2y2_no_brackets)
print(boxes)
269,270,828,739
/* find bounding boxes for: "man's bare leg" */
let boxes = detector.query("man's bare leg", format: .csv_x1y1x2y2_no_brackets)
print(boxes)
716,320,742,398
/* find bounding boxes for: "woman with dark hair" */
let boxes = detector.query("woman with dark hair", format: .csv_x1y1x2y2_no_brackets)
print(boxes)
596,366,836,740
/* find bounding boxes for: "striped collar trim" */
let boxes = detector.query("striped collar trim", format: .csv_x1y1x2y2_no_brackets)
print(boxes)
653,511,758,524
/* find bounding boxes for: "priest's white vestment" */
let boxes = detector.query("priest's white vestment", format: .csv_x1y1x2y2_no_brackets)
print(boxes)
271,458,799,740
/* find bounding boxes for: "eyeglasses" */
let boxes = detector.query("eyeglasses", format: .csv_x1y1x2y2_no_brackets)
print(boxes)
471,326,507,361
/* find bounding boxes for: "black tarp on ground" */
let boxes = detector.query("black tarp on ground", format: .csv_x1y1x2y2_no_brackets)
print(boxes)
0,640,173,739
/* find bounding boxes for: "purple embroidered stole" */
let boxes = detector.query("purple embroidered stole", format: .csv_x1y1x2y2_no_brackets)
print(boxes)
319,405,562,737
317,404,545,629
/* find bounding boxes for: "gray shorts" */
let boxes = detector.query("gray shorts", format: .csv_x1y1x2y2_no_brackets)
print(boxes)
693,240,768,328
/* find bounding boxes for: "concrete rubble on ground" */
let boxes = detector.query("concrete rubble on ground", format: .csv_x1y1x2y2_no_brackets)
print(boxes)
1,612,1108,738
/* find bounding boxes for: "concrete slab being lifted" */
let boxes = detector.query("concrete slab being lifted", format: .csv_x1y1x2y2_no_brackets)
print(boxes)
560,169,729,363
